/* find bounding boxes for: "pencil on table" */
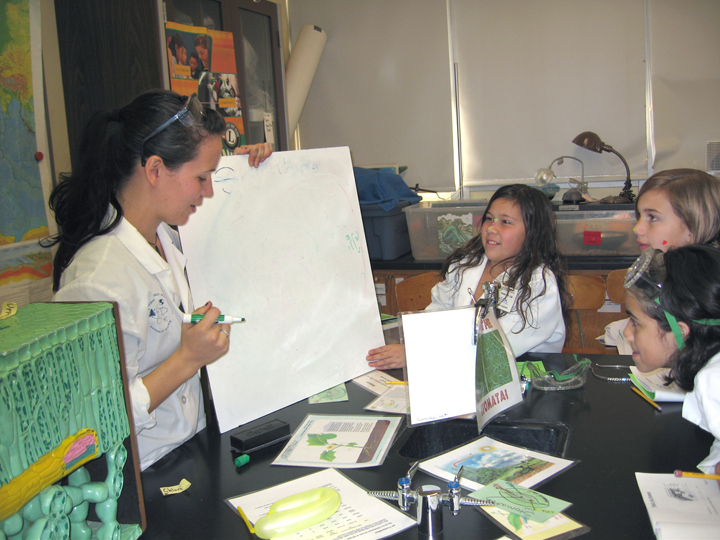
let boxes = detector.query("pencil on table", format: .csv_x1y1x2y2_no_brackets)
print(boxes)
674,470,720,480
631,386,662,412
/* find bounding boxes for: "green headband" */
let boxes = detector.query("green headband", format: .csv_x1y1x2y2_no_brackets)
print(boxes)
627,249,720,350
656,299,720,350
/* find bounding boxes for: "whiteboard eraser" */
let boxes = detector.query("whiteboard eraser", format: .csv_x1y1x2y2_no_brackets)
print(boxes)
229,419,291,453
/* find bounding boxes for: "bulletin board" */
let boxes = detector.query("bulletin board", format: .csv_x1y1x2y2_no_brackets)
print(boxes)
180,147,384,433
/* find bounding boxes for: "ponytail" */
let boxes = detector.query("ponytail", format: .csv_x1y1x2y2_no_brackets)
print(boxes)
43,89,226,291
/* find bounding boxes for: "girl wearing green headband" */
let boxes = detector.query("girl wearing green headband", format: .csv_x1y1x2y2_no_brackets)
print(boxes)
624,244,720,481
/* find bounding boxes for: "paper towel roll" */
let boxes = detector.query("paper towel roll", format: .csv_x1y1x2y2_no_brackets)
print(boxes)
286,24,327,137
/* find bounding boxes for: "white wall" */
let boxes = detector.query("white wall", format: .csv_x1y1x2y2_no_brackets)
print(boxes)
288,0,720,196
287,0,456,193
649,0,720,172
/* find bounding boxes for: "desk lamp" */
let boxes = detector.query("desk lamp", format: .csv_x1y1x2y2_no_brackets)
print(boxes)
572,131,635,203
535,156,587,204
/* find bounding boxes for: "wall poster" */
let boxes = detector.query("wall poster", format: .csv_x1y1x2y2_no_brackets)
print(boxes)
165,21,246,153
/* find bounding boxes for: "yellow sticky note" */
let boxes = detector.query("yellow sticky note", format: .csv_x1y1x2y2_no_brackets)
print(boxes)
160,478,191,496
0,302,17,321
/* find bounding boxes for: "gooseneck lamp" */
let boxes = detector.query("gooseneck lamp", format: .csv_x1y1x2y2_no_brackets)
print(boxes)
572,131,635,203
535,156,587,204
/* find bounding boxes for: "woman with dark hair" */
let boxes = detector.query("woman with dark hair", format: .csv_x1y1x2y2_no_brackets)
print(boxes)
623,245,720,482
368,184,571,369
45,90,271,469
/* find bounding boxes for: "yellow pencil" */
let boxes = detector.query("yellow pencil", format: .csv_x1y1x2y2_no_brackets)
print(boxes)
237,506,255,534
631,386,662,412
385,381,407,385
675,470,720,480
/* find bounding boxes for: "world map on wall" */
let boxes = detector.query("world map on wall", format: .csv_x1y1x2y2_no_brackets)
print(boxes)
0,0,47,245
0,0,52,298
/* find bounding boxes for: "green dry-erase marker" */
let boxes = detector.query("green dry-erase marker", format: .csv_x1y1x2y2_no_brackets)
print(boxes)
182,314,245,324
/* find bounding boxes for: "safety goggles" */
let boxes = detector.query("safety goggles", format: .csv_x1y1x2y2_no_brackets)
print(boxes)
140,93,206,166
624,248,720,350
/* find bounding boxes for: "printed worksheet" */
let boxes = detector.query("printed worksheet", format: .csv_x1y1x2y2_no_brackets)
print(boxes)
364,385,410,414
352,370,401,395
228,469,416,540
636,473,720,539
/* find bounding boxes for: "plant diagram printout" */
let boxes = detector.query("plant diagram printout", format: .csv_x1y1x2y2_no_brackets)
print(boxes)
419,436,576,492
273,415,402,468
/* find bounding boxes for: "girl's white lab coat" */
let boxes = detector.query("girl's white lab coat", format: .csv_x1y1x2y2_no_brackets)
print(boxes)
683,351,720,474
427,257,565,357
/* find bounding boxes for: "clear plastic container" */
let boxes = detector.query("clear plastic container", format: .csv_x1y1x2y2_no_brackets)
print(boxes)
403,203,486,261
555,210,640,256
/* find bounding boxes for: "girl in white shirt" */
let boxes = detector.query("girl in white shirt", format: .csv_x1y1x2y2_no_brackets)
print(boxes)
368,184,571,369
623,245,720,483
44,90,271,469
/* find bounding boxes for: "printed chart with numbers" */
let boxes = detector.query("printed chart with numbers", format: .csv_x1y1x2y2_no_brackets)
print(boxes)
227,469,415,540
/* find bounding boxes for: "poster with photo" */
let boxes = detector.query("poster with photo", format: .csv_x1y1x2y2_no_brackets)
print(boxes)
165,21,246,151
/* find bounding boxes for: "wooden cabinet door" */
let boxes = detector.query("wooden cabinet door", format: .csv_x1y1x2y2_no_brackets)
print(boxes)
55,0,164,171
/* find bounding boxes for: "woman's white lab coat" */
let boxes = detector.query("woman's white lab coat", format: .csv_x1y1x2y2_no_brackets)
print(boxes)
54,215,204,471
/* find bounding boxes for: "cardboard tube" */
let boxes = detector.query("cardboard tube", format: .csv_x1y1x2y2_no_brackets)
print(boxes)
286,24,327,137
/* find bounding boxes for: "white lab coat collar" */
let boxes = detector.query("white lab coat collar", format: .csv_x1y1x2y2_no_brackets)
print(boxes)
111,213,193,314
459,258,511,305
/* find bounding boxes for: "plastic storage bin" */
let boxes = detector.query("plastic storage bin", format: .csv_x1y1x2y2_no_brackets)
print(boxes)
555,210,640,256
403,203,487,261
361,201,412,261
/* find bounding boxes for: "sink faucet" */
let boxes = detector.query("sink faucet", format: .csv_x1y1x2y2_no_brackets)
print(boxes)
368,464,493,536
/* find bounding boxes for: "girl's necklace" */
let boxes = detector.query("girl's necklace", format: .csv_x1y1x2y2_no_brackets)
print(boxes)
148,234,161,255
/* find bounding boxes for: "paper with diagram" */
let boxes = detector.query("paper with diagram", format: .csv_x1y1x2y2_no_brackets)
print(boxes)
272,414,402,468
636,472,720,539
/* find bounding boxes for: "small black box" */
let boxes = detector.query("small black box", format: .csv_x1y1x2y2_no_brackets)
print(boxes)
229,419,291,453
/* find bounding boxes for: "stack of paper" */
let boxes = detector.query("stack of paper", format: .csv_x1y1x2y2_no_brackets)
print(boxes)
630,367,686,402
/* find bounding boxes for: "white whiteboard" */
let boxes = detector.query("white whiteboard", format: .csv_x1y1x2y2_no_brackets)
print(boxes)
181,147,384,433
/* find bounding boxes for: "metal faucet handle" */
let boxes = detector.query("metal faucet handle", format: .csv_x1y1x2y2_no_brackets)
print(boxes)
458,495,494,507
406,460,419,481
453,465,464,484
367,490,400,502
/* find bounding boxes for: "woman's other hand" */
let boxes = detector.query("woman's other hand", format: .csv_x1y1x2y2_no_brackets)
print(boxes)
234,143,273,167
367,344,406,370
